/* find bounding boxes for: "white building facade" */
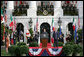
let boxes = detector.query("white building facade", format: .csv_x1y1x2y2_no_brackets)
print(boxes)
6,1,83,44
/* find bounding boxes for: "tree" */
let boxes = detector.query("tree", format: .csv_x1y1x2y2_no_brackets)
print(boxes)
29,28,33,39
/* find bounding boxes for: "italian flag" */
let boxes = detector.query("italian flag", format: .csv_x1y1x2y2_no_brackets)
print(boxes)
52,18,55,31
1,8,4,23
73,18,75,31
36,18,38,31
9,15,14,27
3,25,5,40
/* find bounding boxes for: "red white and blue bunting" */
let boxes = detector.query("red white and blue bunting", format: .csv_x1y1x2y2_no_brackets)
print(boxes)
46,47,63,56
29,47,63,56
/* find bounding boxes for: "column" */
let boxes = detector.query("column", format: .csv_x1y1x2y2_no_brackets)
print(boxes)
64,22,68,44
24,24,27,44
27,1,37,17
7,1,14,10
54,1,62,17
7,1,14,17
54,1,61,8
7,1,14,27
29,1,37,9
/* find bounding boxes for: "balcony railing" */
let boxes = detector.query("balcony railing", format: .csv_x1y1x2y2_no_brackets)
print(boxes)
13,4,29,16
37,5,54,16
62,4,78,16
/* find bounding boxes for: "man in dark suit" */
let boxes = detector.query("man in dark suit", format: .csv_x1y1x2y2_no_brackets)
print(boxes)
42,29,48,34
53,28,58,47
34,30,39,43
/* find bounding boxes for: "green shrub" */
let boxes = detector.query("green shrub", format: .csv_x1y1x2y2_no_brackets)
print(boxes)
58,42,63,46
54,41,63,47
14,46,20,56
62,44,73,55
8,45,17,55
65,42,74,45
8,42,29,56
63,42,83,56
80,51,83,56
17,42,26,46
14,45,29,56
29,42,38,47
20,45,29,54
72,44,82,56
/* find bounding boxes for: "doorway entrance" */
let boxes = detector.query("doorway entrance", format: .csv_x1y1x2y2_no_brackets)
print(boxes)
16,23,24,42
67,22,74,40
40,22,50,43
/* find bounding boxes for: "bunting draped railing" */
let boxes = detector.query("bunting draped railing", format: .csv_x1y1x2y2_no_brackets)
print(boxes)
29,46,63,56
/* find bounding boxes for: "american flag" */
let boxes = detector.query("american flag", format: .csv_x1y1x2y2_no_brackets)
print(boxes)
78,17,80,29
36,18,38,31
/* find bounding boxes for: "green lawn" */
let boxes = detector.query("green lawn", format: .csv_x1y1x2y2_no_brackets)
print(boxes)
1,48,11,56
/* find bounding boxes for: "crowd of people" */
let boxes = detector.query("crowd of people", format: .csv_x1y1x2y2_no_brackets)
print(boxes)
3,27,81,53
52,27,64,47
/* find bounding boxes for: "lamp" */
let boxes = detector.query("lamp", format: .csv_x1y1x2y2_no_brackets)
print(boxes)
58,17,62,27
29,18,33,28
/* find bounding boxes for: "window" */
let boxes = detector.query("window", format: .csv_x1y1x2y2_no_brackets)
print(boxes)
62,1,78,16
13,1,29,16
37,1,54,16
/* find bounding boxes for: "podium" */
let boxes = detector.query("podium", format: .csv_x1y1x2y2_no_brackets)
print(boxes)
40,33,48,48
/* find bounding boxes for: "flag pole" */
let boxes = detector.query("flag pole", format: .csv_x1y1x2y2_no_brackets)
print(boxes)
56,27,58,48
78,9,80,29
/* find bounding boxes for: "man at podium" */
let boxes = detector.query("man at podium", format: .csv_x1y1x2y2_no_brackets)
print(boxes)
40,29,49,48
41,29,49,39
42,29,48,36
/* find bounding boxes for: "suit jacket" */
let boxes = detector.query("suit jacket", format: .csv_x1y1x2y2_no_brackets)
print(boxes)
53,31,58,40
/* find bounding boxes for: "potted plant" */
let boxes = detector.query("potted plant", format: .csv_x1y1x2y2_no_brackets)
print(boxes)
8,42,29,56
54,42,63,46
29,41,38,47
72,44,82,56
16,42,28,56
64,42,83,56
62,44,73,56
8,45,17,56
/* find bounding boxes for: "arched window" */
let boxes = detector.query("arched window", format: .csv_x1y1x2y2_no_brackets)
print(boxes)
37,1,54,16
62,1,78,16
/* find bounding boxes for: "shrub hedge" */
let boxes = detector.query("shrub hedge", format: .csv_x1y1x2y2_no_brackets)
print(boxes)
8,42,29,56
29,42,38,47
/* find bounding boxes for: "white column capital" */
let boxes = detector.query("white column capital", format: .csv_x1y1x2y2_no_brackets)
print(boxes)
54,1,61,8
7,1,14,10
29,1,37,9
